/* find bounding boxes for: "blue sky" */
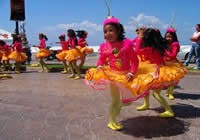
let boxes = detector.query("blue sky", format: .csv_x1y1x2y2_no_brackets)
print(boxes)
0,0,199,46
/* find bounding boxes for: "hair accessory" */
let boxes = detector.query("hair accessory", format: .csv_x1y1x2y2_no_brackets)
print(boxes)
103,0,119,26
166,28,176,33
103,16,120,26
61,34,65,38
154,28,159,32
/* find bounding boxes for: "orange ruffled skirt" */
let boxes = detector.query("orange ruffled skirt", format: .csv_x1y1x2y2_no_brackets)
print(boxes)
2,50,12,61
151,61,187,89
65,46,93,62
85,61,157,103
36,49,52,58
56,50,68,61
79,46,94,54
8,51,27,62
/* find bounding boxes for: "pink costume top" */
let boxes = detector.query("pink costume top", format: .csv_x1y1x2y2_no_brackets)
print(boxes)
135,38,164,65
132,36,138,47
0,44,4,53
68,37,76,49
164,41,180,62
3,44,11,53
12,41,23,52
60,41,69,51
39,39,46,49
97,38,139,74
78,38,87,48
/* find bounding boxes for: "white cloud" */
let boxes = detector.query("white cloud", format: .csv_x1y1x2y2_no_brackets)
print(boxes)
124,13,170,39
28,14,192,46
33,20,104,46
45,20,102,34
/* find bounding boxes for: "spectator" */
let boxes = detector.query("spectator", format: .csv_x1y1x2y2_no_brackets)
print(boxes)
21,36,32,64
184,24,200,69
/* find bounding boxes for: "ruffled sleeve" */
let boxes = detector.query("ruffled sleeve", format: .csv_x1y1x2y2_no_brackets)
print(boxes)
39,39,46,49
132,36,138,46
135,39,150,62
126,39,139,74
134,38,143,54
4,45,11,52
78,38,87,47
97,43,108,67
164,42,180,61
14,42,23,52
61,41,69,50
69,37,76,48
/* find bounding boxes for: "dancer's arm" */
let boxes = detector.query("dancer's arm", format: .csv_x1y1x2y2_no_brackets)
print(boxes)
97,44,108,67
126,42,139,82
164,42,180,61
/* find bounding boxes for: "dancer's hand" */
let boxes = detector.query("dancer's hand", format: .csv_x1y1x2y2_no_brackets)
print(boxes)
97,65,103,69
126,73,134,82
164,56,170,61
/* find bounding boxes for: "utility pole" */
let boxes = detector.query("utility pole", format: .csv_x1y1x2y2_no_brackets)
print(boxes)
15,21,19,35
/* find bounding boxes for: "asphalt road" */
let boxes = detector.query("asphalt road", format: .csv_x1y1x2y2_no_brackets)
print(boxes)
0,71,199,140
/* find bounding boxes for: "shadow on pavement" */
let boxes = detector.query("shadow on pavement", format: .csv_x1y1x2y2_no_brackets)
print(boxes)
174,91,200,100
20,71,42,74
174,85,182,89
153,103,200,118
120,116,189,138
163,85,183,90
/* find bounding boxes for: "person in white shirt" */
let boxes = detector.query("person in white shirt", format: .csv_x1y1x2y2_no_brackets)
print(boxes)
184,24,200,69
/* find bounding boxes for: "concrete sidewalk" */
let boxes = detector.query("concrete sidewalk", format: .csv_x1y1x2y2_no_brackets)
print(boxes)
0,72,200,140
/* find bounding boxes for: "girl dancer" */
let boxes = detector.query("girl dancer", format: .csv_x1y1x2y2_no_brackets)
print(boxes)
65,29,82,79
33,33,51,72
136,28,186,117
8,35,27,74
76,30,91,68
132,27,145,46
164,27,185,100
0,40,12,72
85,17,158,130
56,34,69,74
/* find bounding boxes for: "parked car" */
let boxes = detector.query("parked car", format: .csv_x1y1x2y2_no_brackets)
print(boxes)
177,45,196,63
46,46,61,60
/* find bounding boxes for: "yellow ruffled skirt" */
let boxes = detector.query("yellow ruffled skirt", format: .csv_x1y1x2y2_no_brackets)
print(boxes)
36,49,52,58
2,51,11,61
79,46,94,54
56,50,68,61
65,48,82,62
151,61,187,89
85,61,157,103
8,51,27,62
65,46,93,62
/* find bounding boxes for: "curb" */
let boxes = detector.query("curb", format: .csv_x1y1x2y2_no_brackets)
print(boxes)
187,71,200,75
27,66,88,74
50,67,88,73
26,66,200,75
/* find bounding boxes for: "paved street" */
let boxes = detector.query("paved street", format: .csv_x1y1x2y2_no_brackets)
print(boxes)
0,69,200,140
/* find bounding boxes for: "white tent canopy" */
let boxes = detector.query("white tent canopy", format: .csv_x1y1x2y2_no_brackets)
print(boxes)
0,29,13,43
